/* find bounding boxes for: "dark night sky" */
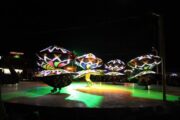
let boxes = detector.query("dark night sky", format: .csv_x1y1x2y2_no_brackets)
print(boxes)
1,0,180,71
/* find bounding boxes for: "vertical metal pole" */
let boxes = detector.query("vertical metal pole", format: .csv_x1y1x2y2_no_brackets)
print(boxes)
158,14,167,101
152,12,167,101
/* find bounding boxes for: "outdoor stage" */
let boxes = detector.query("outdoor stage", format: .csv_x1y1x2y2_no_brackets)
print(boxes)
1,81,180,108
1,81,180,120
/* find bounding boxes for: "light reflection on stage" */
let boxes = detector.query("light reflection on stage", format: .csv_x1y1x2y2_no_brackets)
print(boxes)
1,81,180,108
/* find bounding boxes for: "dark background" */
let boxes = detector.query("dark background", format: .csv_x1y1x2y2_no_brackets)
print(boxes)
1,0,180,72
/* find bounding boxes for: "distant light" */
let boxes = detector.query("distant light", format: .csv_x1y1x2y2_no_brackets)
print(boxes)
15,69,23,73
0,68,23,74
4,69,11,74
170,73,178,77
0,56,2,60
10,51,24,55
14,55,20,59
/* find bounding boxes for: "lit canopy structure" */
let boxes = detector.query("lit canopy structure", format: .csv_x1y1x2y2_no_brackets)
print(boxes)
74,53,103,86
75,53,102,70
36,45,74,70
35,45,75,93
105,59,126,76
127,54,161,80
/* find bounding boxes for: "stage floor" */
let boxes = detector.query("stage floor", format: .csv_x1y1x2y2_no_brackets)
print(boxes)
1,81,180,108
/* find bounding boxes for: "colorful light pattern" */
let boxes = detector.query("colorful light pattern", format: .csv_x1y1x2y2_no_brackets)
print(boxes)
36,45,74,70
35,69,72,77
129,71,156,80
35,46,162,88
75,69,104,78
35,45,75,93
127,54,161,80
74,53,103,86
128,54,161,70
105,59,126,76
75,53,103,70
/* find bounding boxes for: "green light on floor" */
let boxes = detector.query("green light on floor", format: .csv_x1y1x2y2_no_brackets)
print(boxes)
130,88,180,101
61,82,104,108
1,82,180,108
1,87,53,100
1,83,104,108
